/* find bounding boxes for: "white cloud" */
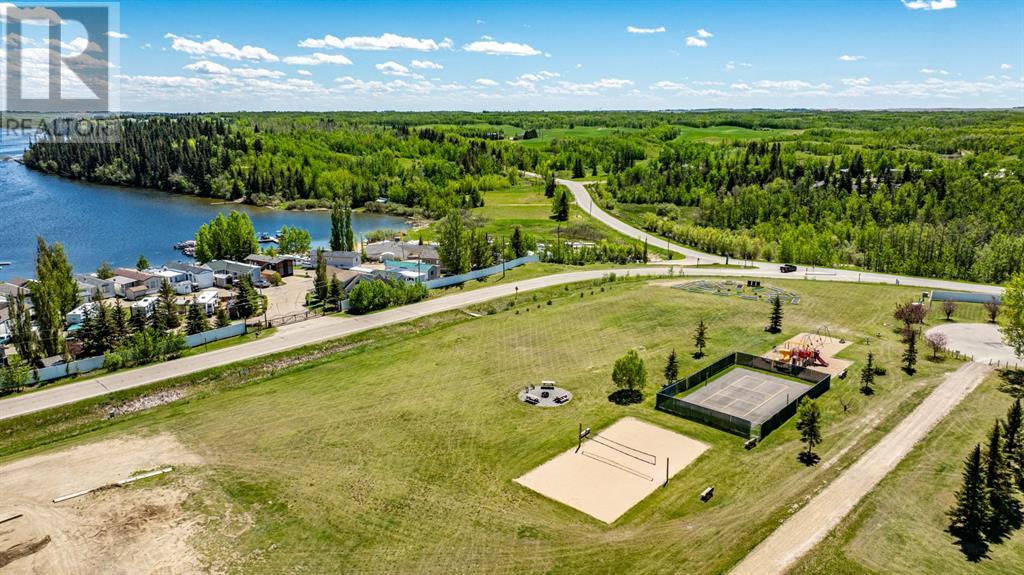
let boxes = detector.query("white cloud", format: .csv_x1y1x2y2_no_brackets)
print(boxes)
165,33,279,62
920,67,949,75
725,61,752,70
518,70,560,82
841,77,871,86
754,79,832,91
463,39,542,56
282,52,352,66
105,31,129,39
411,59,443,70
696,28,713,38
506,79,536,90
902,0,957,10
474,78,498,86
184,60,230,75
544,78,633,95
838,54,864,62
1000,63,1012,70
296,69,312,76
626,25,666,34
184,60,285,79
685,37,708,48
298,33,447,51
376,60,422,78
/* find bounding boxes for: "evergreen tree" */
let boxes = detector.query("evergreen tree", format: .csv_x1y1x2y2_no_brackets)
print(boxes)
154,279,181,330
215,305,231,328
694,319,708,358
186,299,210,335
544,171,556,198
111,299,129,346
572,157,584,179
948,445,991,543
551,187,570,222
984,422,1021,539
903,330,919,374
344,207,355,252
1004,399,1024,491
235,276,261,319
510,226,526,258
767,295,784,334
796,397,823,457
136,253,149,271
130,306,149,332
329,275,343,310
860,351,876,395
664,349,679,384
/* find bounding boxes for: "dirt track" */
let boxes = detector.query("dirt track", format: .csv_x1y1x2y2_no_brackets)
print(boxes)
0,434,202,574
728,362,991,575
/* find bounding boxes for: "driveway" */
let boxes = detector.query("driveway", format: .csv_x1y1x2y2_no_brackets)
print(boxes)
728,362,992,575
926,322,1021,368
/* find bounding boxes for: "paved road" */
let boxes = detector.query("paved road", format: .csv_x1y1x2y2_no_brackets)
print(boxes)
0,264,1002,421
729,362,992,575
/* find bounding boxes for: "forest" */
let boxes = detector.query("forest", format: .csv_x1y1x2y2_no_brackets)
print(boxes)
23,110,1024,283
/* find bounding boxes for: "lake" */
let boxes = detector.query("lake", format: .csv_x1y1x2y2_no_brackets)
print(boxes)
0,131,409,281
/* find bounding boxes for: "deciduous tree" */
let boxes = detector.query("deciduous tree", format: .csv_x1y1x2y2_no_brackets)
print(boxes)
612,349,647,393
926,332,948,359
942,299,958,321
1001,272,1024,360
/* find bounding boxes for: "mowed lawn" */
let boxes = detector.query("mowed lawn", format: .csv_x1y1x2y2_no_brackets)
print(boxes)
19,279,967,573
791,370,1024,575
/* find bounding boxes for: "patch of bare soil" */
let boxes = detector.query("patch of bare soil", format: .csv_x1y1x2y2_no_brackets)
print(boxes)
0,434,203,574
106,389,187,419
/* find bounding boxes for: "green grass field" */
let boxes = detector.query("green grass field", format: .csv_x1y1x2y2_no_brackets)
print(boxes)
791,370,1024,575
1,277,976,573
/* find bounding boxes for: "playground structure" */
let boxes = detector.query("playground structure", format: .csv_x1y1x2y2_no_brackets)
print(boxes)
764,330,853,377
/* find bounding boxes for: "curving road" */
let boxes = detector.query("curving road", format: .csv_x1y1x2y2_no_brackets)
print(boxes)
535,173,1005,296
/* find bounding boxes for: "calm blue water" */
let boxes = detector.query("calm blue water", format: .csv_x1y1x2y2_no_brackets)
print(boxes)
0,131,408,280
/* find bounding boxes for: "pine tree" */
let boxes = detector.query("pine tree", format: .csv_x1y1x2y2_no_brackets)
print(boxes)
111,299,129,346
948,445,991,543
511,226,526,258
984,422,1021,539
235,276,260,319
903,330,918,374
136,253,149,271
860,351,876,394
130,306,149,332
551,187,570,222
215,305,231,328
186,299,210,335
1004,399,1024,491
544,171,556,198
767,295,784,334
154,279,181,330
664,349,679,384
329,276,343,310
572,157,584,179
694,319,708,358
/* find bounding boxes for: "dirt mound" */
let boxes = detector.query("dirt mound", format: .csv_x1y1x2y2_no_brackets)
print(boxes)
0,434,203,574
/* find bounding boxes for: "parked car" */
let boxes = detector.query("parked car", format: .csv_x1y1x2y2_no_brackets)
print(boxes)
779,264,798,273
254,278,271,289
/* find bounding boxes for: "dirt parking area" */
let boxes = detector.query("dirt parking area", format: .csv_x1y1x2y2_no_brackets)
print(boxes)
261,273,314,320
926,322,1021,367
0,434,203,574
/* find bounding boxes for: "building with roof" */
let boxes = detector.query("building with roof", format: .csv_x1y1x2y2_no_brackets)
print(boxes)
245,254,294,277
150,269,193,295
362,241,440,266
384,259,440,282
66,302,99,326
75,274,116,301
162,262,215,290
208,260,262,285
111,268,162,299
323,251,361,270
325,266,376,294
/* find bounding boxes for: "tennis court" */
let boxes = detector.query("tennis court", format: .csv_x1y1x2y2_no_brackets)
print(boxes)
514,417,708,523
681,367,812,427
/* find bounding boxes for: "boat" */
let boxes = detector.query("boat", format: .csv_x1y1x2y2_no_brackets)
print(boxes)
258,233,278,244
0,261,11,267
173,240,196,250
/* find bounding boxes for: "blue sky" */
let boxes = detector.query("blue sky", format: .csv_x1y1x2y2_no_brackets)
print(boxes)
3,0,1022,110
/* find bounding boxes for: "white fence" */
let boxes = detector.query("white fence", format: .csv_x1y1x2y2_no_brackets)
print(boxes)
424,256,539,289
28,323,247,384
